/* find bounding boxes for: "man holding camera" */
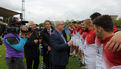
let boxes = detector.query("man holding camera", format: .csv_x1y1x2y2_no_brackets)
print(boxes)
3,25,31,69
24,21,41,69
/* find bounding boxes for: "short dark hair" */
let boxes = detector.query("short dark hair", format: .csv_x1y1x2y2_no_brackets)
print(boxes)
93,15,113,32
72,21,77,24
90,12,101,20
44,20,51,24
77,21,83,24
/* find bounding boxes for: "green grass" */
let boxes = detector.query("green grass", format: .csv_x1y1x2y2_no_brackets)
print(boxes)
0,44,82,69
0,44,7,69
67,56,82,69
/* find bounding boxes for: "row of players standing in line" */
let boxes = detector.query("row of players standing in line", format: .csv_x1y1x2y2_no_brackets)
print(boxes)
69,12,121,69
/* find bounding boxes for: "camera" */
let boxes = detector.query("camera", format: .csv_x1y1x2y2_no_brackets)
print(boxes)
0,17,30,45
0,17,29,36
21,26,33,36
0,21,28,36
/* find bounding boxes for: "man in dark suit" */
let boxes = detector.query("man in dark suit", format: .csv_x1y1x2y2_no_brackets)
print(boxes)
40,20,55,69
50,21,73,69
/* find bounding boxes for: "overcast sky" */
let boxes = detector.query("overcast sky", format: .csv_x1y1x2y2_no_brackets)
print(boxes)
0,0,121,24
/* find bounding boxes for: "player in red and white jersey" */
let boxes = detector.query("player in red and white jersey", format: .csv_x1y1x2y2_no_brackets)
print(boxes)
81,32,88,51
80,20,89,51
69,22,75,55
78,21,89,66
95,37,104,69
75,23,81,57
90,12,104,69
90,12,120,69
78,21,88,52
78,21,84,51
81,19,97,69
70,21,79,57
93,15,121,69
76,21,85,66
94,26,119,69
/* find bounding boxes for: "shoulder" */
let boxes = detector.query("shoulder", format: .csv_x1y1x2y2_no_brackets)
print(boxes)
51,30,59,37
79,29,83,35
51,30,57,35
88,30,96,37
51,26,55,30
40,28,47,35
41,28,47,32
50,31,57,40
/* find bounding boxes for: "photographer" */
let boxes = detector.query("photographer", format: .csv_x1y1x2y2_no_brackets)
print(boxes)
24,21,41,69
3,25,31,69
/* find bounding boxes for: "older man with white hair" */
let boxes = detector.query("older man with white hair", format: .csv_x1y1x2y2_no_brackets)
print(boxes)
50,21,73,69
24,21,41,69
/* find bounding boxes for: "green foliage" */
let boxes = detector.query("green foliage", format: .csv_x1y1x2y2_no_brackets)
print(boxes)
38,18,121,28
0,44,8,69
39,22,55,27
113,18,121,26
39,23,44,27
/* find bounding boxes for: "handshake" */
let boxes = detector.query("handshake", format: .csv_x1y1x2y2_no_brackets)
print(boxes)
68,40,73,47
34,39,42,44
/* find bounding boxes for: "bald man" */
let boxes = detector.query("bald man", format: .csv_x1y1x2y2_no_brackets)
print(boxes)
50,21,73,69
24,21,40,69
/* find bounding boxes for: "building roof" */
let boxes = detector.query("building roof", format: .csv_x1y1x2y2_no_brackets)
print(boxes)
0,21,8,25
0,7,20,18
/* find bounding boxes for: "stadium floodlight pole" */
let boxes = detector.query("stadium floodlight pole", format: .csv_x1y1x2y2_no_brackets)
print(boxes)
21,0,25,21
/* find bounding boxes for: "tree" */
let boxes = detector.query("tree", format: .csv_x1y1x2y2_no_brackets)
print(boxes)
39,23,44,27
113,18,121,26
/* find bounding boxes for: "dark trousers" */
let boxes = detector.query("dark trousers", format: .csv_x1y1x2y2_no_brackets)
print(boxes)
25,56,40,69
52,65,66,69
43,51,51,69
5,58,25,69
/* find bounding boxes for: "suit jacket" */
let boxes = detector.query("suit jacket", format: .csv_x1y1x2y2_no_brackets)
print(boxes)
40,27,54,55
50,30,70,66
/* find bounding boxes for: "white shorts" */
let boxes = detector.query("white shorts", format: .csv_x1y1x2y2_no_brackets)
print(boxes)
75,39,80,46
71,36,76,46
79,43,83,50
84,44,96,69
